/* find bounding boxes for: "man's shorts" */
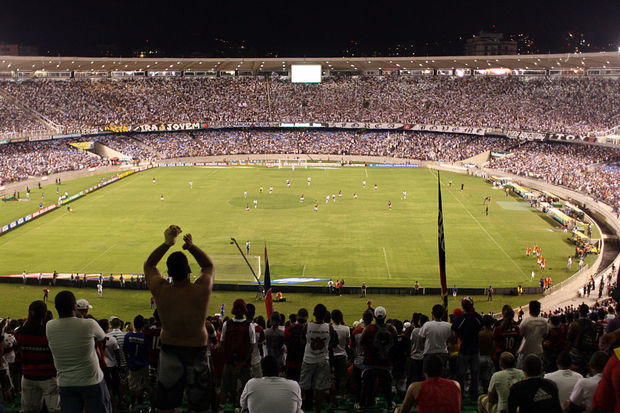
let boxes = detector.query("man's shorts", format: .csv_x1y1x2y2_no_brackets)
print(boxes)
332,355,348,383
154,345,211,412
221,363,251,394
299,360,332,391
128,367,149,395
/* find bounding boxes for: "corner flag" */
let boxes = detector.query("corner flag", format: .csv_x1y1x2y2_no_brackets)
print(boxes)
264,246,274,318
438,171,448,310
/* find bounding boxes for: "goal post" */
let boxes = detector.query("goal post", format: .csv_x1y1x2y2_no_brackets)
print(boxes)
205,254,261,283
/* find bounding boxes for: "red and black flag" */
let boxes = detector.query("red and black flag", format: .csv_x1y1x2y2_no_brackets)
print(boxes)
264,245,274,318
437,171,448,310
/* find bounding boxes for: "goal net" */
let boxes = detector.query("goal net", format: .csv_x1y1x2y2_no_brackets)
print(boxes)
202,255,261,283
278,159,308,169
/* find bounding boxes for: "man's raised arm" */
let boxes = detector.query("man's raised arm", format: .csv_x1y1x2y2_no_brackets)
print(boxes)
182,233,214,287
144,225,182,289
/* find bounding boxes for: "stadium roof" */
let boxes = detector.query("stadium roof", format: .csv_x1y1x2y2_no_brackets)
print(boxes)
0,52,618,73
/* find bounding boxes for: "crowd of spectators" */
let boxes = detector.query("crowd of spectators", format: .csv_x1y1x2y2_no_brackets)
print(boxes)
1,294,619,413
490,141,620,210
0,140,100,185
1,76,618,135
0,96,48,134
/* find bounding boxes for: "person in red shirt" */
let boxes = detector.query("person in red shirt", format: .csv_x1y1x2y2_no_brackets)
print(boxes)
493,305,520,365
592,338,620,413
396,353,461,413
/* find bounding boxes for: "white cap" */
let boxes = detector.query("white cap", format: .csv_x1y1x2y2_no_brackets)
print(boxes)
374,306,387,319
403,322,411,331
77,299,92,310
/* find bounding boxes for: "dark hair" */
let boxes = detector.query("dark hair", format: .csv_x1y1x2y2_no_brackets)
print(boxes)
289,313,297,324
432,304,445,320
578,303,589,317
483,315,495,328
26,301,47,326
362,310,374,325
54,290,76,317
270,312,280,327
597,308,606,321
556,351,571,369
98,319,109,332
134,315,145,330
412,313,420,327
590,351,610,374
331,309,343,324
245,303,255,319
523,354,543,377
313,304,327,321
550,315,560,326
166,251,190,281
423,354,444,378
297,308,308,321
419,314,429,326
254,315,265,329
111,318,122,329
529,301,541,316
261,355,279,377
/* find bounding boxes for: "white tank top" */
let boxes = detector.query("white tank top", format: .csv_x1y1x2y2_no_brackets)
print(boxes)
303,322,330,363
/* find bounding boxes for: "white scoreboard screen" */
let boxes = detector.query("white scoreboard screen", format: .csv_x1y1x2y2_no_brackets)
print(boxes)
291,65,322,83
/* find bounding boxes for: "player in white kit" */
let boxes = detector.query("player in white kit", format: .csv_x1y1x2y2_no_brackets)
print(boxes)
253,199,258,208
307,177,311,186
326,195,330,204
244,191,248,199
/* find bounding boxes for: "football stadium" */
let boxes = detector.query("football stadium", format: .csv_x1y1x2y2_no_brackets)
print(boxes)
0,6,619,413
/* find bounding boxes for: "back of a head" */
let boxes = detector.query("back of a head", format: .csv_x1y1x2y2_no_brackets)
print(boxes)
597,308,606,321
261,355,279,377
499,351,516,369
313,303,327,321
419,314,429,327
166,251,190,282
550,315,560,326
556,351,571,369
246,303,256,320
523,354,543,377
289,313,297,324
98,318,109,332
412,313,420,327
233,299,248,319
529,300,541,316
27,300,47,325
432,304,445,320
362,310,374,326
589,351,609,374
133,315,145,331
461,297,474,313
579,303,589,317
423,354,444,378
374,306,387,323
482,314,494,328
297,308,308,323
331,309,343,325
55,290,76,317
270,312,280,327
110,318,122,329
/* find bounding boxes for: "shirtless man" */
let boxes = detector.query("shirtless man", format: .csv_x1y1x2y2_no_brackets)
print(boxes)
144,225,214,413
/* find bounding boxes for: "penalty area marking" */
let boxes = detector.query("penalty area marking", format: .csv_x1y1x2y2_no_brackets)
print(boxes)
382,247,391,278
78,243,118,273
429,169,527,279
302,264,306,276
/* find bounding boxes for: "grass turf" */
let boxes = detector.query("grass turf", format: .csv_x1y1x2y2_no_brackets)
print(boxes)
0,284,537,323
0,166,598,288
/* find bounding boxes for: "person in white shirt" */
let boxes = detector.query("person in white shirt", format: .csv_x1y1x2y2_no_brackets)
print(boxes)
98,319,122,410
46,290,112,413
517,300,549,368
418,304,451,371
544,351,583,407
241,355,302,413
331,309,350,403
478,351,525,413
568,351,609,411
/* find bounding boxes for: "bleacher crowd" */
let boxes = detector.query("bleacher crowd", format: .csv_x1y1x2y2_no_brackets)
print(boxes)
0,224,618,413
0,77,618,135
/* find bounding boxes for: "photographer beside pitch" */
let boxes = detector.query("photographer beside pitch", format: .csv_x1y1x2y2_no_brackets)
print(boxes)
144,225,214,412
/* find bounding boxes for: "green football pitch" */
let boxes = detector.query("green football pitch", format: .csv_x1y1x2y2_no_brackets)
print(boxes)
0,165,598,288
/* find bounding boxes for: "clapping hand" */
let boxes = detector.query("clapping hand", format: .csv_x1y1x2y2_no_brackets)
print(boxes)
182,233,193,250
164,225,182,246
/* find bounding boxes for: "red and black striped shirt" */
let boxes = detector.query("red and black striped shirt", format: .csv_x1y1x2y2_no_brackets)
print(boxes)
15,323,57,380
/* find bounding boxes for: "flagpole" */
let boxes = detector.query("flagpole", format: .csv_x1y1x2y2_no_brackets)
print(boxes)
229,237,261,287
437,170,449,311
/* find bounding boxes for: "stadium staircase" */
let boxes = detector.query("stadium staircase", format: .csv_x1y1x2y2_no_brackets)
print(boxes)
460,150,491,167
128,135,162,157
0,87,61,133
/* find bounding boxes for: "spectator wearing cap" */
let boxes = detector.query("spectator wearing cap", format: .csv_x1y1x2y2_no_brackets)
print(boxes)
14,301,59,413
517,300,549,369
45,290,111,413
220,298,256,410
452,297,483,402
508,354,562,413
360,306,398,409
76,299,93,319
240,355,302,413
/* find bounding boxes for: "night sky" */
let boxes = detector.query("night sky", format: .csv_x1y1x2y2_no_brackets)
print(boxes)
1,0,618,57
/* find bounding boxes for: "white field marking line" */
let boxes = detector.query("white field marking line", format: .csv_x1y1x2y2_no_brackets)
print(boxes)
78,243,118,273
302,264,306,276
429,169,527,278
0,212,67,248
382,247,392,278
365,168,368,178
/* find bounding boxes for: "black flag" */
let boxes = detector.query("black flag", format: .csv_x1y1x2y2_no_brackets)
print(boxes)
438,171,448,310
